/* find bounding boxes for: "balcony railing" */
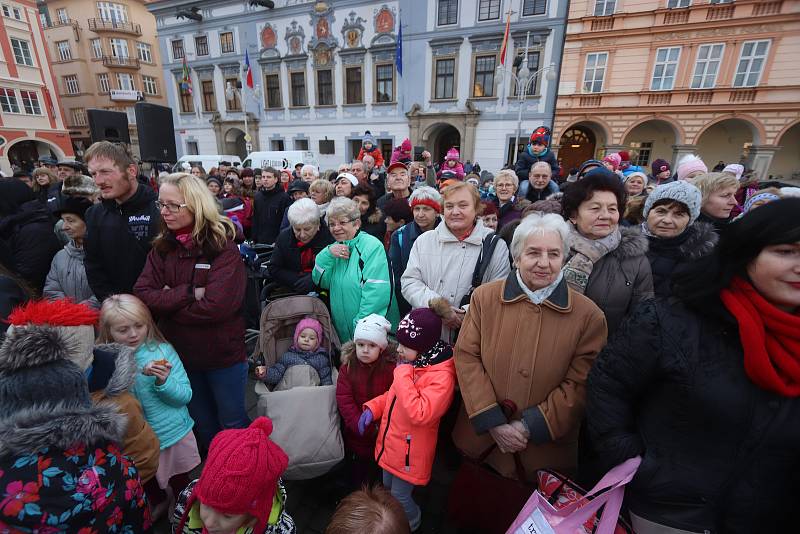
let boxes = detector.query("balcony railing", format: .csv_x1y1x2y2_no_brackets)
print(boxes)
590,17,614,31
88,18,141,36
687,91,713,105
706,4,734,20
753,1,782,15
664,10,690,24
102,55,140,69
579,95,602,107
45,17,77,28
729,88,757,103
646,93,672,105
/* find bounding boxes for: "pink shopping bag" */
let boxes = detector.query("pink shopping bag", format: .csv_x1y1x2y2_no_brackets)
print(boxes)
506,456,641,534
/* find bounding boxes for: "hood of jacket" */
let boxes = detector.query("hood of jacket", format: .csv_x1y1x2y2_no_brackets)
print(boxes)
0,199,53,236
0,400,125,457
64,239,86,259
90,343,137,398
679,222,718,260
608,226,649,260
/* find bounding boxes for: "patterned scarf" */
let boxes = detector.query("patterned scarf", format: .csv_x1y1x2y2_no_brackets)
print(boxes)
412,340,453,369
563,225,621,294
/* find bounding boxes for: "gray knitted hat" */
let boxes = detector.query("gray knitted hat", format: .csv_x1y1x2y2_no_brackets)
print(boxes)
644,181,702,224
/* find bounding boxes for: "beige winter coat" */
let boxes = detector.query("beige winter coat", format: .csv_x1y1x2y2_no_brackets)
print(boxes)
400,219,510,342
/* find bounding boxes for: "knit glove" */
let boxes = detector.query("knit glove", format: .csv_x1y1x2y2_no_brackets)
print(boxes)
358,409,374,436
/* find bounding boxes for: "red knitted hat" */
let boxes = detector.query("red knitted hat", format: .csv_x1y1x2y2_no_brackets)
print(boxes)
192,417,288,533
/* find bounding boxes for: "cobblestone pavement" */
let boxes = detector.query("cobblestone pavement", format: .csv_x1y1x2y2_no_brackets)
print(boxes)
155,377,463,533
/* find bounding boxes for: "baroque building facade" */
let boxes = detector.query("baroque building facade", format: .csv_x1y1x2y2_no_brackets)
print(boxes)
148,0,568,171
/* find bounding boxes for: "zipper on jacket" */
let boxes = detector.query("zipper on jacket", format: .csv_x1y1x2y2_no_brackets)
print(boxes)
405,434,412,472
375,396,397,465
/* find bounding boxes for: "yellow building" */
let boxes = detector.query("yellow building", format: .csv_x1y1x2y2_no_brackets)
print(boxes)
38,0,166,158
553,0,800,181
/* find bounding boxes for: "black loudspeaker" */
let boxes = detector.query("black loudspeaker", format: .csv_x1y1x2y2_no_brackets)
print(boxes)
135,103,177,162
87,109,130,144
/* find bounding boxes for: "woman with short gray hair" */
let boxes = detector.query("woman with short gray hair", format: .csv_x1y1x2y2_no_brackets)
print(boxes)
269,198,333,295
312,197,399,341
453,211,607,489
300,164,320,183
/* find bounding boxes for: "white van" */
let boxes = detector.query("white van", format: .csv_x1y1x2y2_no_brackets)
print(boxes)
172,155,241,173
242,151,318,172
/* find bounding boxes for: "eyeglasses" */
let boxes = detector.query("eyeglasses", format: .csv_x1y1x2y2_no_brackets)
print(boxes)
155,200,188,213
495,183,515,189
328,218,358,229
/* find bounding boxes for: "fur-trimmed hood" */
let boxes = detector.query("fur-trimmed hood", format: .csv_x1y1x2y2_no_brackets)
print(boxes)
679,221,718,260
0,401,126,457
340,339,397,367
608,225,649,260
91,343,137,397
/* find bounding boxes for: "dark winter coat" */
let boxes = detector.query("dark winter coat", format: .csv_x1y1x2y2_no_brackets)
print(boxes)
265,347,332,387
134,237,247,372
574,227,653,335
84,184,161,301
388,219,440,317
518,178,560,204
0,275,28,337
587,297,800,533
646,222,718,298
268,225,333,294
0,199,60,292
497,198,532,230
514,147,560,184
252,186,290,244
360,208,386,241
697,211,730,234
335,341,396,458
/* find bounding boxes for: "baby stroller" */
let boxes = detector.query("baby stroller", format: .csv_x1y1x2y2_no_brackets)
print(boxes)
253,295,344,480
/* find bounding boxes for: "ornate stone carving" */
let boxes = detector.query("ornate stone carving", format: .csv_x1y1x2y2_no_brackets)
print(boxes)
371,4,397,47
341,11,366,49
284,20,306,56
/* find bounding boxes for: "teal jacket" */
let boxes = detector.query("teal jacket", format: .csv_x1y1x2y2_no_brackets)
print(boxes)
131,341,195,450
313,231,399,342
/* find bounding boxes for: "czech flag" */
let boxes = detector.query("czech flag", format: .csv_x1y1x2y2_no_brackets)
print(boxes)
245,49,254,89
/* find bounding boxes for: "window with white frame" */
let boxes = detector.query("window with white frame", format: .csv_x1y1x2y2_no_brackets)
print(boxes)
709,0,732,3
522,0,547,16
478,0,501,21
110,38,129,58
142,75,158,95
195,35,209,56
220,32,235,54
10,38,34,66
631,142,653,166
0,88,19,113
97,2,127,23
71,108,87,126
434,58,456,99
667,0,691,8
39,13,48,28
594,0,615,16
136,42,152,63
56,8,68,23
171,40,184,60
651,47,681,91
98,73,110,92
583,52,608,93
375,64,394,102
20,91,41,115
57,41,72,61
116,73,135,91
691,43,724,89
11,6,20,19
64,75,80,94
90,38,103,59
438,0,458,25
1,6,10,17
733,40,770,87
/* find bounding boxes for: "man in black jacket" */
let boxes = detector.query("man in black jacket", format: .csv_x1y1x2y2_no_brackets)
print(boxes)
83,141,160,301
252,166,290,245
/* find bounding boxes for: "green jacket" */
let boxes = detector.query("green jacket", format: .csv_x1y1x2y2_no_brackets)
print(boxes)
313,231,399,341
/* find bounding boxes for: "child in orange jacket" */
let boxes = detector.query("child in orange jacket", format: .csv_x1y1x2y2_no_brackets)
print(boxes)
356,131,385,169
358,308,456,532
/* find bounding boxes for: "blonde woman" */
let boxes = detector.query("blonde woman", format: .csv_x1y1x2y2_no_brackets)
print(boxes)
134,172,249,449
692,172,740,232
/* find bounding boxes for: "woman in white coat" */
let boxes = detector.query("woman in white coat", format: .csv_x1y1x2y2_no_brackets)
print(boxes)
401,181,510,342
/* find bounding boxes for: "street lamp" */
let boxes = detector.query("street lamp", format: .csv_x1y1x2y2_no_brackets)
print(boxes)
502,31,557,165
226,77,261,154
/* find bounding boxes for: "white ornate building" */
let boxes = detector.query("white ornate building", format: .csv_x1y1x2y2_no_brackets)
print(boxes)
148,0,568,171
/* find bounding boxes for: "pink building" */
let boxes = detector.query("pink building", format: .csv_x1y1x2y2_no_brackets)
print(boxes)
553,0,800,181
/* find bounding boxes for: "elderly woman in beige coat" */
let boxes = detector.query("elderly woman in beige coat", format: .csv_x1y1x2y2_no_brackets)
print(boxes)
453,213,607,480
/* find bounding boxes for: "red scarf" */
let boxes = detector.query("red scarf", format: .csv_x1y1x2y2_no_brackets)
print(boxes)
297,242,315,273
174,225,194,247
720,277,800,397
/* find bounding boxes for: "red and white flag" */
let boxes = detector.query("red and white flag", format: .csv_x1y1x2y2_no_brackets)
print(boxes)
499,10,512,66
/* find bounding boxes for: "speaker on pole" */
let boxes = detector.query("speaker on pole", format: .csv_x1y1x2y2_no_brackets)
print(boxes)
135,103,177,163
87,109,130,144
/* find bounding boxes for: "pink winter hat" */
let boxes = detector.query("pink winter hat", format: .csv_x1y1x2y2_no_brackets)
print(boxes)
603,153,622,171
676,155,708,181
445,147,461,162
294,317,323,349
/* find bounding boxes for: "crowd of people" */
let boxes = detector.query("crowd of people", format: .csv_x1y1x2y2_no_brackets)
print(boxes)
0,126,798,534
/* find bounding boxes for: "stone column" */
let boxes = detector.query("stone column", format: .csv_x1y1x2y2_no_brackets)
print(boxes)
671,144,697,169
746,145,781,181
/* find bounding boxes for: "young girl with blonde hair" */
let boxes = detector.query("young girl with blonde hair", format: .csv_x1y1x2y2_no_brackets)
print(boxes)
99,293,200,508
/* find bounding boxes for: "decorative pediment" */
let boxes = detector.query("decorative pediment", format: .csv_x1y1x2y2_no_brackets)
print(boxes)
341,11,366,49
308,1,338,52
371,4,397,47
284,20,306,57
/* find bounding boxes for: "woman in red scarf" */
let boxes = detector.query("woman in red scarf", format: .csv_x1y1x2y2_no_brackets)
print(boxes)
585,198,800,534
